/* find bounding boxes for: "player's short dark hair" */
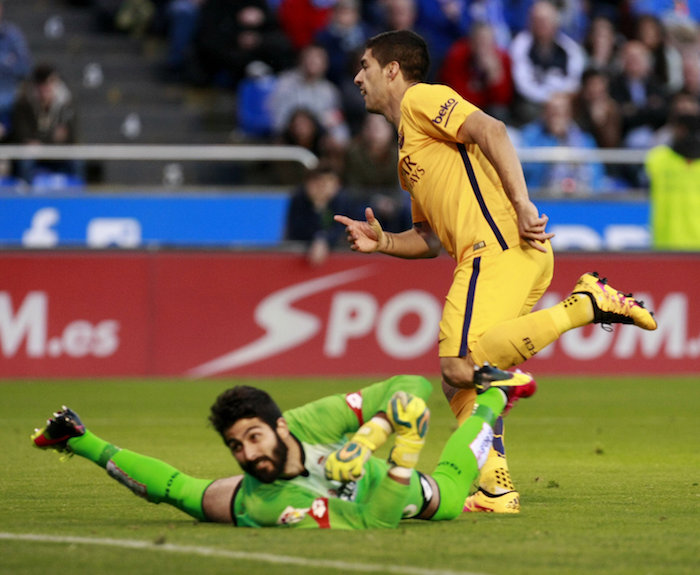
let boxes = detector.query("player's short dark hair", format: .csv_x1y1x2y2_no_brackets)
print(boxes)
366,30,429,83
209,386,283,437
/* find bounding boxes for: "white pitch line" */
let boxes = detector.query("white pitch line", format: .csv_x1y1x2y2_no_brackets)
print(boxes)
0,532,489,575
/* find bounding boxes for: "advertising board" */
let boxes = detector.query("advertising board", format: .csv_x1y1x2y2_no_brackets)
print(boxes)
2,251,697,378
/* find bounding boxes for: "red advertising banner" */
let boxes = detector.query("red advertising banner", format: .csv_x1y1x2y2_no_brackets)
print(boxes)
2,250,698,377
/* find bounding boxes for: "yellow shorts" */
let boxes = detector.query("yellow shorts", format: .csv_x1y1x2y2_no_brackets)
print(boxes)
438,241,554,358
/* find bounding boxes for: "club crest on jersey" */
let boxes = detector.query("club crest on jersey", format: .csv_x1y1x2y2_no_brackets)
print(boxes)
433,98,457,126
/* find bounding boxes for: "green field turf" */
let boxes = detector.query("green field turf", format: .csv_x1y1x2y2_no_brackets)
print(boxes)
1,375,698,575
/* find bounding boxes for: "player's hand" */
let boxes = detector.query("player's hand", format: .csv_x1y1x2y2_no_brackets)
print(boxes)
334,207,387,253
516,201,555,253
324,442,371,483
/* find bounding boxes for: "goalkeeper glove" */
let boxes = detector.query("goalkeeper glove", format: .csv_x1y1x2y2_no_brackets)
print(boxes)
386,391,430,470
325,417,392,482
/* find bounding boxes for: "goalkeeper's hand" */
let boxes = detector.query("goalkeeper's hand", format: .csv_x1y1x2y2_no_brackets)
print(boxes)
324,442,371,483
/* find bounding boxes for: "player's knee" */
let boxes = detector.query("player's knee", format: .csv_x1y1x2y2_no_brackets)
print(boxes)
440,358,474,390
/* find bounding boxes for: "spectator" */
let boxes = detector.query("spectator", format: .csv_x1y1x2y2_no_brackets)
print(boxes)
0,0,32,141
583,14,622,76
651,89,700,147
509,0,586,124
519,92,605,195
267,43,351,150
277,0,334,51
370,0,470,80
609,39,669,148
679,49,700,103
159,0,204,81
413,0,470,80
285,164,356,265
314,0,371,87
189,0,293,88
438,22,514,122
574,67,622,149
342,113,411,233
465,0,511,49
11,63,82,185
272,107,329,185
633,13,684,94
645,109,700,250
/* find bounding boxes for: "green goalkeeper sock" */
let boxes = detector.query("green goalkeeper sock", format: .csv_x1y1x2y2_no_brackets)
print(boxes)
429,388,505,521
68,431,212,521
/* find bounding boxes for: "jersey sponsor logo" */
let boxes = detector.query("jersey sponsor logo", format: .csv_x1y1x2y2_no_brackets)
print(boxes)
432,98,457,126
399,155,425,191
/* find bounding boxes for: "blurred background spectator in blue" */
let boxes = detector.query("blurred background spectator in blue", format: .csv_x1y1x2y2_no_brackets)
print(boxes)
0,0,32,142
439,21,514,122
509,0,585,124
11,63,83,186
519,91,605,195
314,0,371,87
342,113,411,233
412,0,470,80
160,0,203,81
465,0,511,49
285,163,356,265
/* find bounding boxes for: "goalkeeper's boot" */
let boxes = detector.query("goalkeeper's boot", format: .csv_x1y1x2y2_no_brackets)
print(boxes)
386,391,430,469
474,364,537,416
31,406,85,453
571,272,657,330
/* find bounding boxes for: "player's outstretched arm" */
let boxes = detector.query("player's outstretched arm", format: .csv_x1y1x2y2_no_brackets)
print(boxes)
334,207,441,259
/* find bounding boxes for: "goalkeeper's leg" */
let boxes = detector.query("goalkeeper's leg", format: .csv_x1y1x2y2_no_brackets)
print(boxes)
429,386,522,520
32,407,213,521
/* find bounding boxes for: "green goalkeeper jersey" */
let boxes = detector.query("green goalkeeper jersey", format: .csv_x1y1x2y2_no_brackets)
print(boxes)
232,375,434,529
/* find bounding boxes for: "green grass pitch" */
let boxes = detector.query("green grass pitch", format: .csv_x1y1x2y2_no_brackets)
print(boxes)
1,375,698,575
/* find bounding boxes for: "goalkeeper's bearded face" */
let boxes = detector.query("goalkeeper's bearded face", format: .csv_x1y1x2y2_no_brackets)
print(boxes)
224,417,289,483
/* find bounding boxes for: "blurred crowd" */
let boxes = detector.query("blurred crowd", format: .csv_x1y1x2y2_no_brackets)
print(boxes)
142,0,700,194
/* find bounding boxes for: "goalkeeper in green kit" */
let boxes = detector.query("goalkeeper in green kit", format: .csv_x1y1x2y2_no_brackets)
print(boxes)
32,367,535,529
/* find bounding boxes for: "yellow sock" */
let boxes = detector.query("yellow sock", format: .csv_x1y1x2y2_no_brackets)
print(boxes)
448,387,477,426
470,295,594,369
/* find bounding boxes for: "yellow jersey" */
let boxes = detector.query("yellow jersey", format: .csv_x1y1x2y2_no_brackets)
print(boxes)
398,83,521,262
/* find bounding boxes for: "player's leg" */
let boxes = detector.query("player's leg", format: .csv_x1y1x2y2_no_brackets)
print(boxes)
469,250,657,370
427,378,534,521
32,407,215,522
439,247,552,512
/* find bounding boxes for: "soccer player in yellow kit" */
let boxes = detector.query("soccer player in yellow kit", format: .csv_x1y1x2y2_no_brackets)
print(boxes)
335,30,657,513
